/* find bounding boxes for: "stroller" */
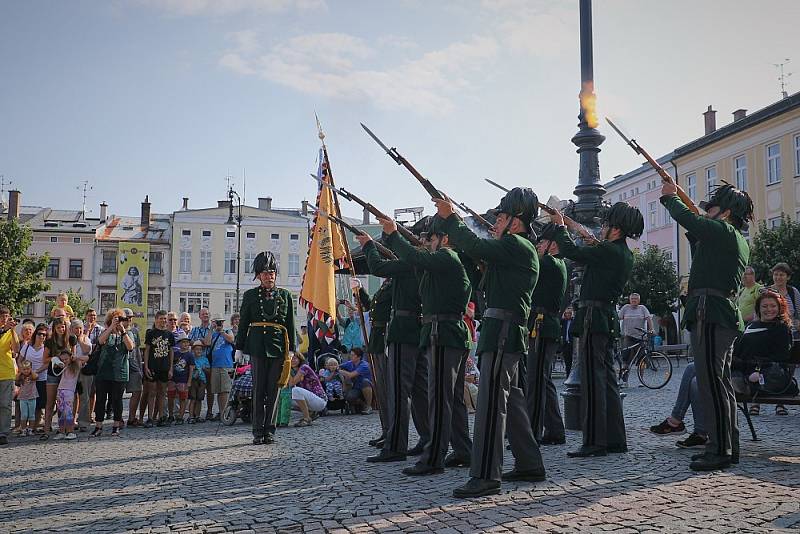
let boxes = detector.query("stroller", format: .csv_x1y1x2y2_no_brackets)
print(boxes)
222,363,253,426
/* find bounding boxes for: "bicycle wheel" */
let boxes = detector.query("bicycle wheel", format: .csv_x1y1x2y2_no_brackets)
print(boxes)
637,351,673,389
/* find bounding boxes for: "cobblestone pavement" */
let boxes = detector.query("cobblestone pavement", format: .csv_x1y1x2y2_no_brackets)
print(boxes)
4,361,800,533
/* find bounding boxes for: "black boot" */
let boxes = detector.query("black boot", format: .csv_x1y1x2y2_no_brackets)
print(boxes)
501,468,546,482
567,446,607,458
452,477,501,498
366,450,407,463
406,441,425,456
690,453,731,471
402,463,444,476
443,453,471,468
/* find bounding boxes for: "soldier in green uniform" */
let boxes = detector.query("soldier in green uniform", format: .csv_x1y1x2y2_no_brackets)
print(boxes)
435,187,546,498
370,215,473,476
526,223,568,445
235,251,295,445
367,277,393,449
359,233,430,462
549,202,642,458
661,181,753,471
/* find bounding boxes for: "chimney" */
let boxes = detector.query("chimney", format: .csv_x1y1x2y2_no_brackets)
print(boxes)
217,200,231,208
182,197,189,210
140,195,151,228
99,202,107,221
703,105,717,135
301,200,309,216
363,207,370,225
7,190,20,220
733,109,747,122
258,197,272,211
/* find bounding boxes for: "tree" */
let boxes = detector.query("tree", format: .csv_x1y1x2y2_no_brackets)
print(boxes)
623,244,680,318
64,287,95,320
749,215,800,285
0,218,49,315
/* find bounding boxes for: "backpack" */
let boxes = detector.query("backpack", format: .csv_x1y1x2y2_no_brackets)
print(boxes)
81,342,103,376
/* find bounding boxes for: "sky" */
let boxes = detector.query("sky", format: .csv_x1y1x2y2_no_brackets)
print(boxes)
2,0,799,221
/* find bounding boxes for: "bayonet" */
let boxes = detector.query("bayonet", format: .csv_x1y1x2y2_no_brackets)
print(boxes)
484,178,511,193
310,204,397,260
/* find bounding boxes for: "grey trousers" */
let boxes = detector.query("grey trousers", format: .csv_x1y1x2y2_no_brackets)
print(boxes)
691,322,738,457
383,342,430,454
251,355,283,438
0,380,12,437
418,345,472,468
77,373,95,427
670,363,707,435
580,333,627,448
371,350,389,434
470,350,544,482
526,337,565,442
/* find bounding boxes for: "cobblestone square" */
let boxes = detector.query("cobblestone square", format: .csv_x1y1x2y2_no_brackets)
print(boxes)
4,366,799,533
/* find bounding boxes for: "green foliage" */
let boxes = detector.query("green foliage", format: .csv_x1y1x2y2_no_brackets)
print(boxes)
0,219,49,315
64,287,95,320
749,216,800,284
622,245,680,318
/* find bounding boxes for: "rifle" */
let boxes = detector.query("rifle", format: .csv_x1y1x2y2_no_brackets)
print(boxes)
309,173,423,246
606,117,700,215
310,205,397,259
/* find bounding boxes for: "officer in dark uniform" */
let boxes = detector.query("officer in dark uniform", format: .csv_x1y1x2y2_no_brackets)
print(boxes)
359,232,430,462
235,251,295,445
367,277,393,448
550,202,642,458
372,215,473,476
526,222,568,445
435,188,546,498
661,182,752,471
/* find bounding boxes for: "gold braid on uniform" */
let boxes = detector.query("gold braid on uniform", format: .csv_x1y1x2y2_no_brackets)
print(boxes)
253,287,292,387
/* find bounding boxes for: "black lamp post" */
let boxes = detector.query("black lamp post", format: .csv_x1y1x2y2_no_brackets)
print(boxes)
226,187,243,313
561,0,609,431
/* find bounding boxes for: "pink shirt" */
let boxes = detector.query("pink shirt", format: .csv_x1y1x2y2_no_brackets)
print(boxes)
57,365,80,394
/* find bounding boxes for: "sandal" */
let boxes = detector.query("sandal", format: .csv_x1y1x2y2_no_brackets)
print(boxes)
39,433,50,441
776,405,788,416
749,405,760,416
293,418,312,427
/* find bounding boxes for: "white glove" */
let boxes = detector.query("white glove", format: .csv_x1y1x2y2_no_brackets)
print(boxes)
350,277,362,290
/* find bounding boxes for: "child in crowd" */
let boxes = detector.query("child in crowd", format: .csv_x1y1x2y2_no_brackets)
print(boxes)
15,360,38,436
55,350,80,440
188,340,209,424
50,292,75,320
319,357,344,401
170,335,195,424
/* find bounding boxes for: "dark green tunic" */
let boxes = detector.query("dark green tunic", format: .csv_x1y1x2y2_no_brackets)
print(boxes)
531,253,567,340
368,278,393,354
363,240,422,346
235,286,296,358
553,227,633,337
661,194,748,331
386,232,471,350
440,215,538,354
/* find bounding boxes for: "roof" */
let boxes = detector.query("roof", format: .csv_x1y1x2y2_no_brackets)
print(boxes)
604,152,675,190
22,207,100,232
96,213,171,243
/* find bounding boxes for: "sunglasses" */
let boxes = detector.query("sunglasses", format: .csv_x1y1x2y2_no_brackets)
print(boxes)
35,332,47,337
168,318,178,322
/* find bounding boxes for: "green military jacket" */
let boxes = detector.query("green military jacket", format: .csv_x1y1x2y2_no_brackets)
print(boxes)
363,240,422,345
440,215,538,354
235,286,296,358
368,278,393,355
554,227,633,337
530,253,567,340
386,231,471,350
661,194,748,331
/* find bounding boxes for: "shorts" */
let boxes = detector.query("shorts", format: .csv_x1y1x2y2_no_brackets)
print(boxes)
35,381,46,411
189,381,206,401
146,368,169,383
126,372,143,393
209,367,232,394
47,373,61,386
168,382,189,401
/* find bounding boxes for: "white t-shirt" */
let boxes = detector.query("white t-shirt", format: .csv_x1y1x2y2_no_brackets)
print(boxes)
20,342,47,381
619,304,651,338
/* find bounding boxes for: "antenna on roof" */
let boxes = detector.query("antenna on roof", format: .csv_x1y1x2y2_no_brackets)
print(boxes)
0,175,11,201
774,58,793,99
243,168,246,205
77,180,93,216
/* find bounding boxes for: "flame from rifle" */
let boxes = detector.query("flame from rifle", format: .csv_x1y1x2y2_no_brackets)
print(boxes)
580,81,599,129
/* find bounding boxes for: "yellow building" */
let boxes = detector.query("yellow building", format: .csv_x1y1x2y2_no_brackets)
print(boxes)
169,197,309,327
673,93,800,277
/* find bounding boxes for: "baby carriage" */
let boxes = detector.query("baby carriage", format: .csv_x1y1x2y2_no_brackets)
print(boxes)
222,363,253,425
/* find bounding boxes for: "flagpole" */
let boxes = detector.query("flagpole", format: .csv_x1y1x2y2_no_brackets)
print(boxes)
316,116,384,426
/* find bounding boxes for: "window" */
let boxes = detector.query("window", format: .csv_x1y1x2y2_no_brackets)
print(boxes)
224,292,235,315
271,233,280,240
73,237,80,243
244,252,256,274
199,251,212,273
179,291,210,314
635,187,639,195
288,253,300,276
769,216,782,229
290,234,299,241
663,249,673,262
224,251,237,274
181,229,191,236
44,295,57,313
46,258,60,279
179,250,192,273
68,259,83,279
795,134,800,176
23,301,35,316
149,252,162,274
226,231,235,238
99,292,116,314
734,155,747,191
50,236,57,243
686,174,696,201
767,142,781,184
246,232,256,239
101,250,117,272
147,293,161,319
705,166,717,194
648,201,658,230
202,230,211,237
661,205,671,226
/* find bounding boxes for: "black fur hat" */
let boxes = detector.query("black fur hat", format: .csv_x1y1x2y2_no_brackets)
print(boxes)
252,251,278,280
605,202,644,239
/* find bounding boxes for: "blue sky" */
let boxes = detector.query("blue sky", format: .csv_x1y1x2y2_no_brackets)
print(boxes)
3,0,799,220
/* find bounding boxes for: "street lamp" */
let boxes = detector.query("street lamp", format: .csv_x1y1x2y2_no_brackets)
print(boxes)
226,186,243,313
561,0,610,430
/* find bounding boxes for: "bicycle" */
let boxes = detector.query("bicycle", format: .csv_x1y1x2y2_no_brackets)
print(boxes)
617,327,673,389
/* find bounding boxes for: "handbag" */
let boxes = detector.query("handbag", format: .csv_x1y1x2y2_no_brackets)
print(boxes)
752,363,799,397
81,341,104,376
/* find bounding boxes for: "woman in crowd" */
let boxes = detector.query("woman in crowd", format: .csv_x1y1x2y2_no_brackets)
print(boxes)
91,309,134,437
41,317,76,440
178,313,192,336
69,319,92,430
287,352,327,427
12,319,35,432
20,323,47,433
